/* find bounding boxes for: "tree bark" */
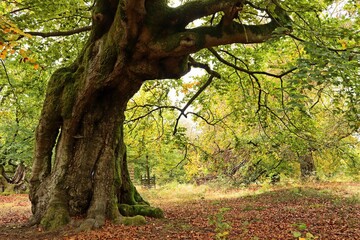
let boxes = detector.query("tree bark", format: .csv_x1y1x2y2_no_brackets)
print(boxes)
29,62,146,229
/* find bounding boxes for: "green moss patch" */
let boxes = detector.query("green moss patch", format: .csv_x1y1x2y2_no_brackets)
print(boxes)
121,215,146,226
118,204,164,218
40,205,70,230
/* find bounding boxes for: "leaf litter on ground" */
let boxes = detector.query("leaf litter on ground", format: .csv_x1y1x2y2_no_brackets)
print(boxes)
0,182,359,240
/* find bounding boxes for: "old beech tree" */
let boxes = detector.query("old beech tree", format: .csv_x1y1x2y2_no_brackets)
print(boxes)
29,0,291,230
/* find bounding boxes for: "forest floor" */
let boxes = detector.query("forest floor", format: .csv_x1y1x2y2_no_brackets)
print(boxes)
0,182,359,240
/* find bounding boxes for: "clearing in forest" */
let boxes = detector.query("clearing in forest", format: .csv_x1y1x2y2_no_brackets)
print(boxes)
0,182,359,240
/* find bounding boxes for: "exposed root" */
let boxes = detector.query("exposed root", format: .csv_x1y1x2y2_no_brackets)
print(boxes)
78,217,105,232
121,215,147,226
119,204,164,218
40,204,70,230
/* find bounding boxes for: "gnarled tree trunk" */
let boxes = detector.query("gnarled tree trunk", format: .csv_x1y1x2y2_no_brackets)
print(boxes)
29,62,147,229
1,163,27,193
29,0,291,230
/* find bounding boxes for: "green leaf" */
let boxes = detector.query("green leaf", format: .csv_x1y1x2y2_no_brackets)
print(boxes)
293,231,302,238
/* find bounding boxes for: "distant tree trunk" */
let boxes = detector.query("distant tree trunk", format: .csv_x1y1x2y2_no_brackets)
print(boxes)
145,155,150,186
0,165,11,183
299,151,316,180
28,0,291,230
10,162,26,185
0,163,27,193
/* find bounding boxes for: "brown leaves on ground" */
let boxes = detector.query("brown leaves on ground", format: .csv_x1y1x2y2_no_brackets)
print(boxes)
0,193,31,226
0,183,359,240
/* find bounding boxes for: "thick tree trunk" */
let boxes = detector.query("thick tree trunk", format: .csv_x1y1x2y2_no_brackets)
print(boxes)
29,58,150,229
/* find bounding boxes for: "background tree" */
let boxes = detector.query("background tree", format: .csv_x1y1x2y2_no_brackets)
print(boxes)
171,0,359,183
125,82,188,184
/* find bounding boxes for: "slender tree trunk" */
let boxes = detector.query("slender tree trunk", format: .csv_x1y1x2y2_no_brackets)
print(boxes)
299,151,316,180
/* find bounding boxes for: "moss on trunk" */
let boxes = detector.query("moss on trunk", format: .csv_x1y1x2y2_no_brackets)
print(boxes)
29,50,153,230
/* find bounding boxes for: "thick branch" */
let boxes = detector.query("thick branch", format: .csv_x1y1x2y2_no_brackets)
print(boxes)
148,22,275,58
123,0,146,41
171,0,245,27
148,3,291,58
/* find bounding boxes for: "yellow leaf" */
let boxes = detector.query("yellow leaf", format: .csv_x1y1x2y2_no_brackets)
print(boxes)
34,64,39,70
299,238,306,240
19,49,27,57
338,39,347,49
0,54,5,60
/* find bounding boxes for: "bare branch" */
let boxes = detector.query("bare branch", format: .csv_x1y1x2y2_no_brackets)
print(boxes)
188,56,220,78
172,75,215,134
286,33,359,53
260,104,315,142
0,59,22,110
9,6,31,14
25,26,91,38
208,48,297,78
172,58,222,134
126,103,222,132
169,144,188,175
125,105,181,123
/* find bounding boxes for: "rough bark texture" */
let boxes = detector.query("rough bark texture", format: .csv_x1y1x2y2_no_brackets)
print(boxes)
29,0,291,230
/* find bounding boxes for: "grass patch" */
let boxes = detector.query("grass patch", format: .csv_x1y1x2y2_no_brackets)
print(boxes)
138,183,267,204
139,182,360,208
345,193,360,204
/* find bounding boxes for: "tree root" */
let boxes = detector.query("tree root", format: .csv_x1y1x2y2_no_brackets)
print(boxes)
118,204,164,218
78,217,105,232
39,204,71,230
77,214,146,231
